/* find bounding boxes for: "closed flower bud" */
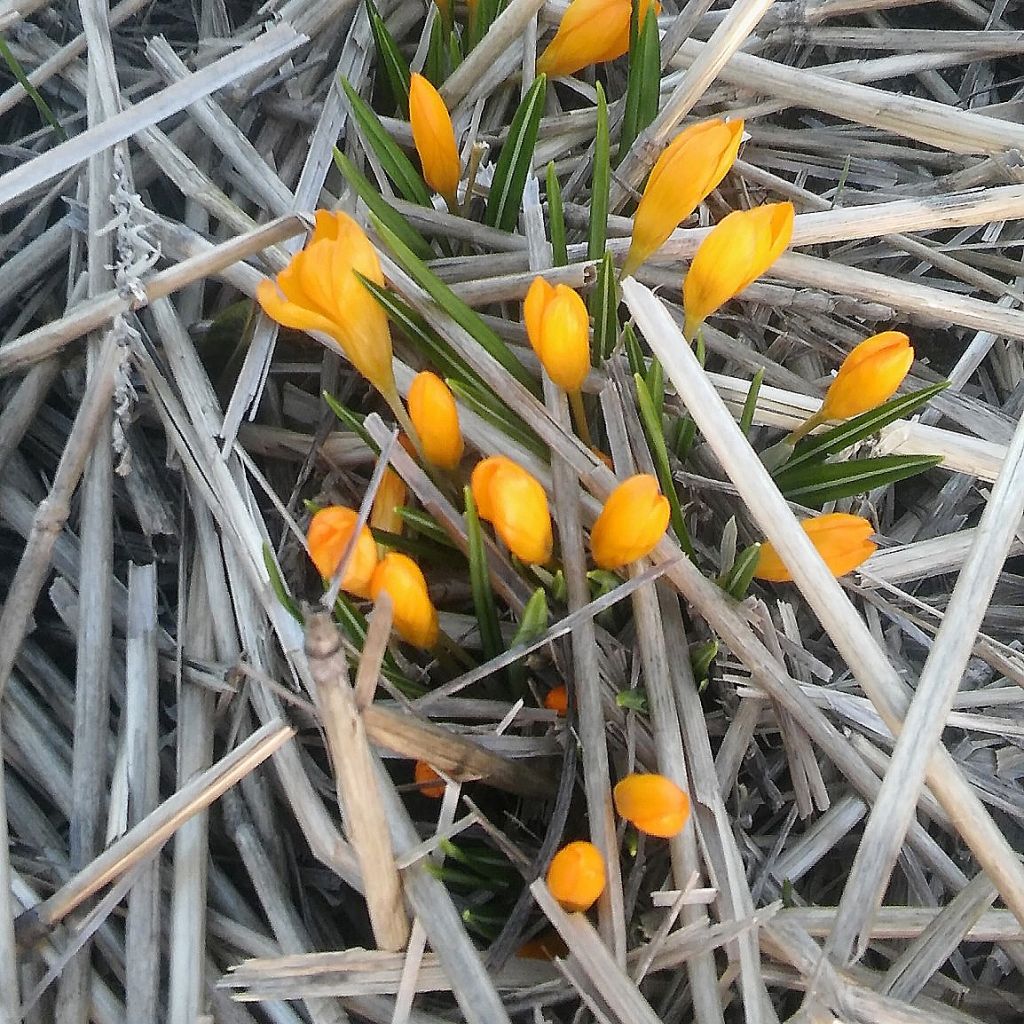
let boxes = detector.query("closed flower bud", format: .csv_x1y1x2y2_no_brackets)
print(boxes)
613,773,690,838
408,371,464,471
524,277,591,393
623,119,744,278
754,513,877,583
820,332,914,421
537,0,659,77
517,929,569,960
370,552,439,648
370,468,407,537
414,760,445,799
409,73,461,205
546,841,606,912
544,684,568,716
306,506,377,598
471,457,553,565
682,202,795,338
257,211,398,406
590,474,670,570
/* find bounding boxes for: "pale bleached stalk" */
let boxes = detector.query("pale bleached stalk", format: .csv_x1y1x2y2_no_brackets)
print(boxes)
0,737,17,1024
15,720,295,942
0,25,304,210
622,278,1024,936
824,364,1024,964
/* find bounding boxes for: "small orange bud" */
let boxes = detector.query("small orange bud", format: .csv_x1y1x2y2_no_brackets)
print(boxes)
754,513,877,583
409,73,461,205
613,773,690,838
306,506,377,597
819,332,914,421
370,468,407,537
257,211,397,404
523,277,591,393
408,371,464,471
414,760,445,798
471,456,553,565
546,841,606,912
623,119,744,278
544,685,568,715
589,474,670,570
369,552,439,648
682,202,795,338
537,0,659,77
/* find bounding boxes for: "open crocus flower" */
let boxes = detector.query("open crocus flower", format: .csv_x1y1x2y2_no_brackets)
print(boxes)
682,201,795,339
546,841,606,912
590,474,670,570
622,118,744,278
754,513,876,583
524,277,591,393
306,506,378,597
471,456,553,565
257,211,402,415
408,371,464,471
370,551,439,648
537,0,659,77
613,773,690,838
409,73,461,208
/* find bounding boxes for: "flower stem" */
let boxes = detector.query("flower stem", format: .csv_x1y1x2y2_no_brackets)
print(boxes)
569,389,593,449
785,408,826,445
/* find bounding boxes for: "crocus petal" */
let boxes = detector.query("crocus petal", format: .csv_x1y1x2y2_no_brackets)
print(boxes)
754,513,877,583
524,276,555,359
590,474,670,569
613,774,690,838
488,463,553,564
409,73,461,201
408,371,464,471
538,286,591,393
256,279,339,339
546,842,606,913
370,552,439,648
820,333,914,421
306,506,378,597
536,0,631,76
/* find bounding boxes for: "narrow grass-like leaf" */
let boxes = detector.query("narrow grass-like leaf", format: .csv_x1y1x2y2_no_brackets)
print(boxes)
340,76,433,206
546,162,567,267
372,216,539,392
785,381,950,471
370,527,461,564
359,276,481,388
618,3,658,164
464,486,504,665
449,27,464,70
776,454,942,505
588,82,609,261
263,545,303,623
634,373,693,558
0,36,66,140
425,16,446,84
448,379,547,458
334,149,435,260
365,0,411,116
623,322,644,378
690,638,718,682
720,544,761,600
645,357,664,419
591,249,620,361
322,391,379,453
397,507,459,548
508,587,549,693
469,0,499,48
485,75,547,232
740,368,765,437
671,415,695,463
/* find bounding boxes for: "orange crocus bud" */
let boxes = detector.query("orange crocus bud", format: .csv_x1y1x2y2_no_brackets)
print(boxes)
682,202,795,338
546,841,606,912
257,212,398,408
306,506,378,597
471,456,553,565
754,513,877,583
409,73,461,207
517,929,569,960
544,684,568,715
370,468,407,537
537,0,659,77
408,371,464,471
622,118,744,278
369,552,439,648
524,277,591,393
589,474,670,570
613,773,691,838
414,760,445,798
820,332,914,421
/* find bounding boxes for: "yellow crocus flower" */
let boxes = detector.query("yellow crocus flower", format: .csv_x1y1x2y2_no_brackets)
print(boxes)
523,277,591,393
471,456,553,565
754,513,876,583
408,371,464,471
306,506,378,598
537,0,659,77
589,474,670,570
370,551,439,648
613,773,690,838
622,118,744,278
409,73,461,208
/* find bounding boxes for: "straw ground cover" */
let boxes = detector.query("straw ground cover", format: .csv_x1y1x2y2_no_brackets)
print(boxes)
2,0,1024,1021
